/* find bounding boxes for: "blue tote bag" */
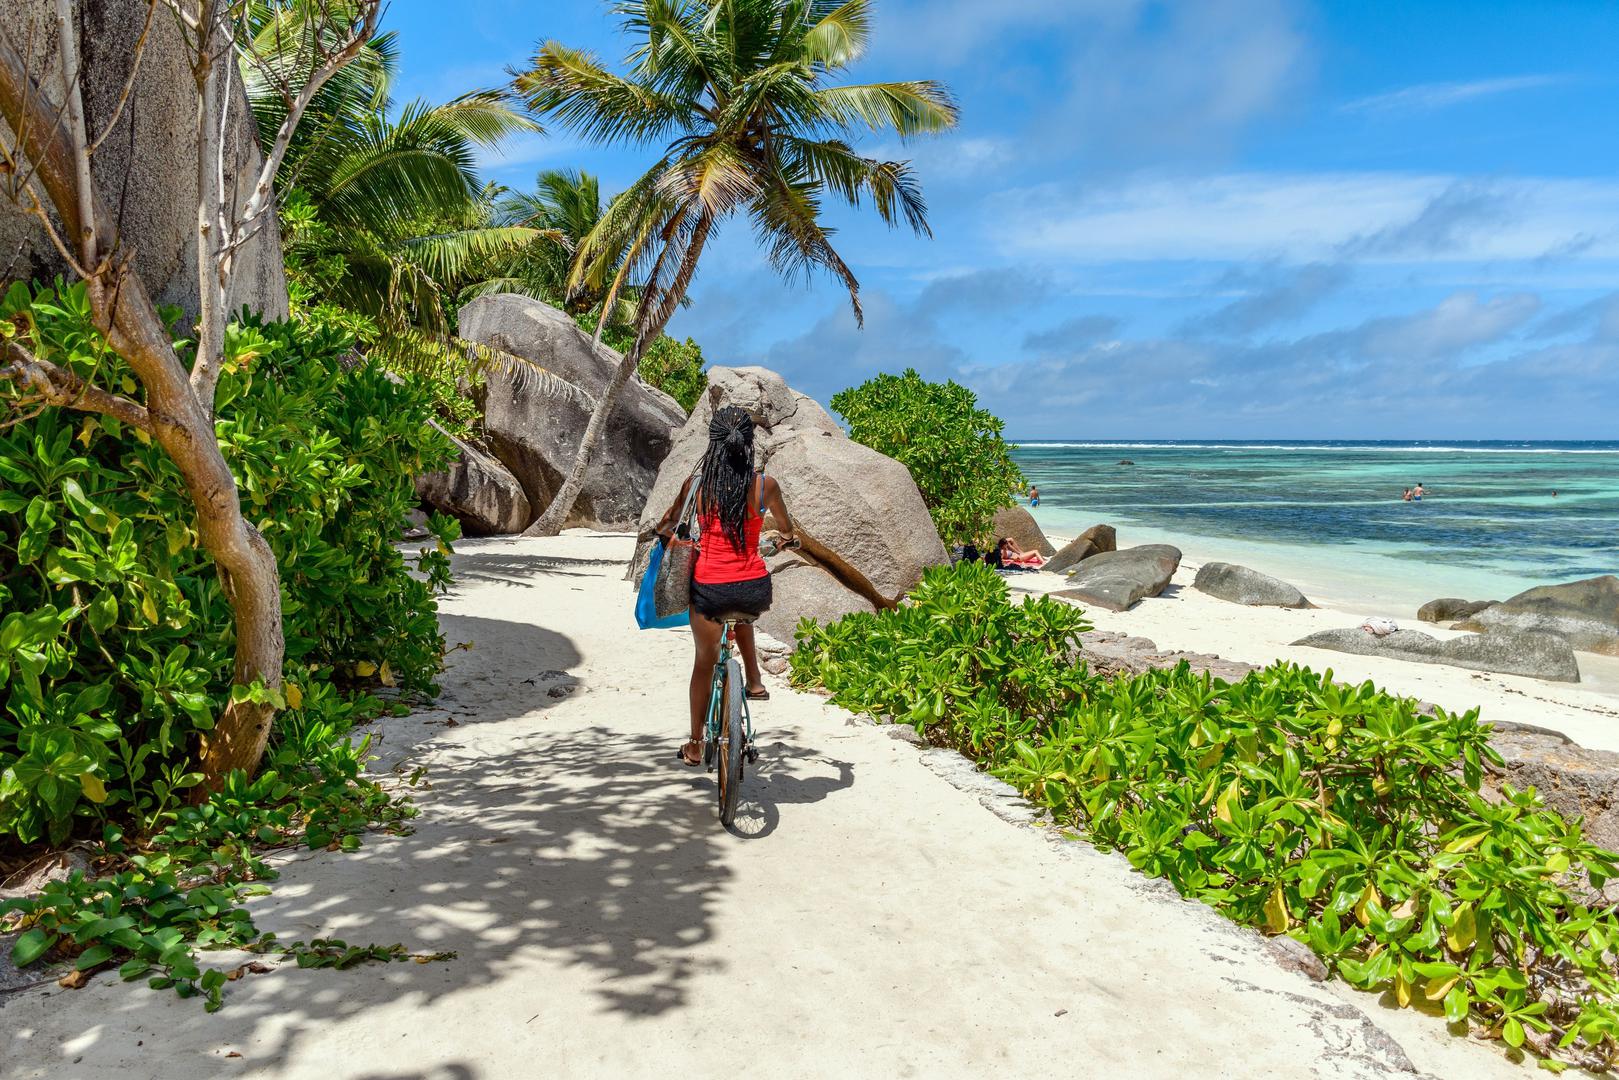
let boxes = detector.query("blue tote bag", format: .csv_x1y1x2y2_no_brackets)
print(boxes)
635,539,690,630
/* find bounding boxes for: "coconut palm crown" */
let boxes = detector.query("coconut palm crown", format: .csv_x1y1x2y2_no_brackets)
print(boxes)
512,0,958,533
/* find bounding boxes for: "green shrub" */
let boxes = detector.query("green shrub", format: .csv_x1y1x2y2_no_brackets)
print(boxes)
791,563,1619,1069
831,369,1025,547
0,280,458,848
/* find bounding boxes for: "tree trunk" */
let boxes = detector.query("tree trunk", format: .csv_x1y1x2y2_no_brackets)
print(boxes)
525,211,713,536
132,349,286,795
0,28,283,795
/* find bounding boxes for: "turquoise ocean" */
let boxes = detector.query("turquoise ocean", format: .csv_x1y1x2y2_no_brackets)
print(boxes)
1013,441,1619,616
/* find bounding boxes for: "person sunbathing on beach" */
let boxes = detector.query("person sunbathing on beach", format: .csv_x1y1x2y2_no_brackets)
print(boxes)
996,537,1046,569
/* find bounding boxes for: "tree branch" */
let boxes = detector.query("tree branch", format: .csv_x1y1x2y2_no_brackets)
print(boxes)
229,0,382,241
2,340,152,430
53,0,97,271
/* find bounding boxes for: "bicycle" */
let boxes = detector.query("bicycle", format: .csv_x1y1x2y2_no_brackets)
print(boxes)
701,536,796,827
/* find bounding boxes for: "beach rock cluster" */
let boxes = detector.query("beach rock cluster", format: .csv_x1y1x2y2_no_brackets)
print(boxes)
0,0,287,320
1055,544,1181,612
1457,574,1619,656
992,506,1055,557
634,366,948,645
458,295,686,529
1044,524,1117,574
1417,598,1493,623
1193,562,1312,609
1291,626,1580,683
415,425,532,536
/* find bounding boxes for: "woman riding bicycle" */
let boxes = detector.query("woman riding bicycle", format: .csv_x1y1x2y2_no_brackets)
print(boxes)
655,406,796,767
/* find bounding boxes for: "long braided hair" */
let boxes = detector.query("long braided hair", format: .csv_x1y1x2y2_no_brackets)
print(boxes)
697,405,755,551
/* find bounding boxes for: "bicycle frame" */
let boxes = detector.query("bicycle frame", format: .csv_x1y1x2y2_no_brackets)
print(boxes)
704,619,754,753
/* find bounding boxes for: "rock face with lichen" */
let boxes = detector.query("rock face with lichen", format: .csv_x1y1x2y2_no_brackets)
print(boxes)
0,0,288,320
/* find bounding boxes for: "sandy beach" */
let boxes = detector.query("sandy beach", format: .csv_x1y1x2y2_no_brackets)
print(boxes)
1023,531,1619,754
0,531,1560,1080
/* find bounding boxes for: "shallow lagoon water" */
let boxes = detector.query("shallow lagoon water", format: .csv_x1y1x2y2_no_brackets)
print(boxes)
1015,440,1619,616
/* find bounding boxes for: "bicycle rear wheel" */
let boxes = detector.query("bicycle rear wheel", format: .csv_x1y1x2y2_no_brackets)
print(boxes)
716,656,745,826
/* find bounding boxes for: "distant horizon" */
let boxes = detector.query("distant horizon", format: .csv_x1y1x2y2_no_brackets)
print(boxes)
1008,438,1619,447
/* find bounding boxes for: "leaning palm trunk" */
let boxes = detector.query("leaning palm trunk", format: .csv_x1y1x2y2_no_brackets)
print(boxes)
525,211,712,536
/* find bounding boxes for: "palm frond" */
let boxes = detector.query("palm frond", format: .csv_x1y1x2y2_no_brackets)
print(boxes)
813,81,959,137
512,43,690,145
802,0,871,69
405,225,563,281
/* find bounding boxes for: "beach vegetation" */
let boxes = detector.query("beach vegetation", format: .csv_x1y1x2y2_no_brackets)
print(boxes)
832,369,1026,546
0,284,455,1005
791,562,1619,1071
0,283,456,848
510,0,958,533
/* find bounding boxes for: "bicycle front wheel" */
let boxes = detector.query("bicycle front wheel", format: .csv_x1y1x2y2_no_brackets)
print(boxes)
716,656,745,826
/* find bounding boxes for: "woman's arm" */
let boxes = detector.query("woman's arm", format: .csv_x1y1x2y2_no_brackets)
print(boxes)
761,475,795,543
654,476,694,540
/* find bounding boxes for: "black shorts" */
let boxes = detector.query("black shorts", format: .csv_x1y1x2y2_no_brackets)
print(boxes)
691,575,772,619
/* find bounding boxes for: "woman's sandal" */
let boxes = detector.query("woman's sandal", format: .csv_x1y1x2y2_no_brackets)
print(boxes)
745,687,770,701
675,740,702,766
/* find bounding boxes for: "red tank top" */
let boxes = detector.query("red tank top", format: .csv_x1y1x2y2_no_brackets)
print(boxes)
694,475,767,585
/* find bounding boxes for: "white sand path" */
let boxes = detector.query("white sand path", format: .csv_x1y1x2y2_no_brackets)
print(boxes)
0,534,1564,1079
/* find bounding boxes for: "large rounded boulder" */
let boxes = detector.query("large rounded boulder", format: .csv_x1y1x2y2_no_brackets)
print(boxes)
416,428,532,536
0,0,287,320
1055,544,1181,612
1044,524,1117,575
1193,562,1311,608
635,366,947,631
991,506,1054,557
1458,575,1619,656
462,295,685,529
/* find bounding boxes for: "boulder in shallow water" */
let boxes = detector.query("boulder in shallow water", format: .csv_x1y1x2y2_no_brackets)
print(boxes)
1044,524,1117,574
1457,575,1619,656
1417,597,1494,623
1193,562,1312,608
1291,627,1580,683
465,295,684,528
1055,544,1181,612
991,506,1055,557
416,428,532,536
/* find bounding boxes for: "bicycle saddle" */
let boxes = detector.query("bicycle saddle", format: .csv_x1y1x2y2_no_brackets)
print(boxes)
712,611,759,624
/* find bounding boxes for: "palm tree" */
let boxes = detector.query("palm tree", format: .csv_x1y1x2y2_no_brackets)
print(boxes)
242,9,543,372
462,169,636,323
511,0,958,535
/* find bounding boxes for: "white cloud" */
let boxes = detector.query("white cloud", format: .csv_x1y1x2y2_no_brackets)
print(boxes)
991,173,1619,263
1351,291,1541,359
1341,75,1565,115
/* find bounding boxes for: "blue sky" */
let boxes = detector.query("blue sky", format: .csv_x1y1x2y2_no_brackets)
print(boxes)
388,1,1619,439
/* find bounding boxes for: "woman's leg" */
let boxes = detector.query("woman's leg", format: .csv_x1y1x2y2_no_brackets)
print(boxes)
734,622,766,695
687,609,722,763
